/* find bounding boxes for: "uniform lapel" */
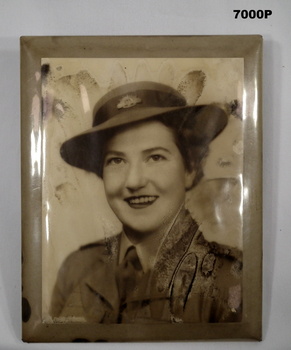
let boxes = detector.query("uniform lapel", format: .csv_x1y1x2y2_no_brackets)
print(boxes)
149,209,199,320
151,209,198,294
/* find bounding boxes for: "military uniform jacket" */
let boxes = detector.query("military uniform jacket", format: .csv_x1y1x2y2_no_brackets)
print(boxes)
50,210,242,323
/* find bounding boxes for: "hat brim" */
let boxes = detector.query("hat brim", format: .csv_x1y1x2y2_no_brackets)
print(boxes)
60,104,227,175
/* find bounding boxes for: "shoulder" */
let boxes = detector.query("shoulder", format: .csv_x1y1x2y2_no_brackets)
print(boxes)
186,230,242,286
50,234,120,317
58,235,120,285
193,231,242,261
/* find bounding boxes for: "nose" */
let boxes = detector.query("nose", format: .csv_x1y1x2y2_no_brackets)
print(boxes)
125,162,147,192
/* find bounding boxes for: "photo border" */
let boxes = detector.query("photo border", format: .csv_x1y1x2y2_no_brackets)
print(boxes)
21,35,262,342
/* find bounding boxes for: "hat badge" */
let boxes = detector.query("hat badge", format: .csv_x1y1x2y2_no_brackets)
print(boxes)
117,94,142,109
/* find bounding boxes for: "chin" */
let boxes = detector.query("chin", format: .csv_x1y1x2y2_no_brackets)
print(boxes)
123,219,162,236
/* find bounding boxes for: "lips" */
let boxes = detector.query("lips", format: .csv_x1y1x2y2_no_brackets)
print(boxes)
124,196,158,208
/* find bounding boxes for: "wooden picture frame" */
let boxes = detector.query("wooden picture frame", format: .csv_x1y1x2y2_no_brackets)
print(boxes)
21,35,262,342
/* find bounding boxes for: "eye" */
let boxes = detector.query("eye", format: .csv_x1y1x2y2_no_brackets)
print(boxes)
148,154,166,162
105,157,124,166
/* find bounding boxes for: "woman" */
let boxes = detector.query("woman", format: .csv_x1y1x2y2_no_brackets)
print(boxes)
50,81,242,323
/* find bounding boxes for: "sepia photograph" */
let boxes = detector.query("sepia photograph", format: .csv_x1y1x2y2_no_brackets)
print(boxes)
21,36,262,341
42,57,244,324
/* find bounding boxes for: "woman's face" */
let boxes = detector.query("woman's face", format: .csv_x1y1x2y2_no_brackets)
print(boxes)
102,120,195,241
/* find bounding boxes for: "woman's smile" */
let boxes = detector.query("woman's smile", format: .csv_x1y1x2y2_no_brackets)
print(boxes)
102,120,195,241
124,195,159,208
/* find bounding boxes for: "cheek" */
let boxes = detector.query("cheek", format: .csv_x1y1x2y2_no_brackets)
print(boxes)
156,163,188,193
103,172,123,199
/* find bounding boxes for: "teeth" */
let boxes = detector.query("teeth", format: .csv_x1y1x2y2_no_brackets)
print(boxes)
128,196,156,204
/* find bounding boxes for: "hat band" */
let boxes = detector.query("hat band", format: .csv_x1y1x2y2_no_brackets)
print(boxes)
93,88,186,127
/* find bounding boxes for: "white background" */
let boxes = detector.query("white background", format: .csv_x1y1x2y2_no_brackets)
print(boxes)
0,0,290,349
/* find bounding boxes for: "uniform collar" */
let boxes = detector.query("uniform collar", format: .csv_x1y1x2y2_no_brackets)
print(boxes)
82,209,198,307
118,206,185,273
119,230,162,273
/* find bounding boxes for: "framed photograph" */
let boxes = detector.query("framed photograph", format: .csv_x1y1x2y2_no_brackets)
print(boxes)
21,35,262,342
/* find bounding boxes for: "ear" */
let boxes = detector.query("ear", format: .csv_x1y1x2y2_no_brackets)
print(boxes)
184,169,196,190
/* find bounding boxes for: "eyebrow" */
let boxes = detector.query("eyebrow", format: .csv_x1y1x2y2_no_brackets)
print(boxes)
104,147,172,158
104,150,125,158
142,147,172,155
